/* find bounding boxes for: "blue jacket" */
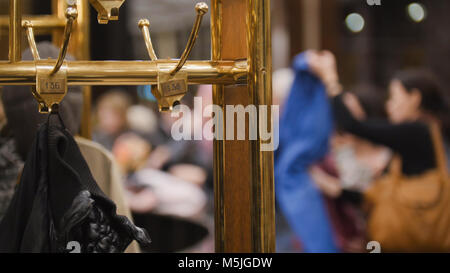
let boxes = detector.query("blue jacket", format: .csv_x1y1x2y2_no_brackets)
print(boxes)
275,53,338,252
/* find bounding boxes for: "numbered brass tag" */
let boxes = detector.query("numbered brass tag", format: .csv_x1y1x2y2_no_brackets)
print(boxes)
156,67,188,112
160,77,187,97
35,61,68,113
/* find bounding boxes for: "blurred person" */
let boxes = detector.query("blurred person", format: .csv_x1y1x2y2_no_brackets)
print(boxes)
113,132,152,175
168,164,207,187
308,50,450,252
127,169,207,218
126,104,171,147
308,50,450,198
111,125,208,217
127,105,158,135
144,87,211,187
144,111,208,186
311,85,392,196
121,87,210,217
94,90,133,150
309,86,392,252
0,95,22,221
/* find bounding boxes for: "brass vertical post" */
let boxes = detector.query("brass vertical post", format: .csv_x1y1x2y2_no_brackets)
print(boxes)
211,0,275,253
9,0,22,63
211,0,225,253
247,0,275,253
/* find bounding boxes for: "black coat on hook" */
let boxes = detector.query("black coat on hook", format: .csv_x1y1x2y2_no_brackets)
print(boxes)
0,114,151,253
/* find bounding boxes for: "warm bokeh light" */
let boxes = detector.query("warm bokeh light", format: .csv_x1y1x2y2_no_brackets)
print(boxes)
345,13,365,33
407,2,427,23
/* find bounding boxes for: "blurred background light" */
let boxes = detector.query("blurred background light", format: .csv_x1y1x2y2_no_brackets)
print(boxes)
407,2,427,23
345,13,365,33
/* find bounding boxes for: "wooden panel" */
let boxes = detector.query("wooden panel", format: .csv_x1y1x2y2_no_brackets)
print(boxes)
221,0,248,60
222,85,252,253
213,0,253,253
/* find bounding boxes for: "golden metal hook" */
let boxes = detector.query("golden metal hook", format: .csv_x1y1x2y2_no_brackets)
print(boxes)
170,2,208,76
50,5,78,76
136,3,208,112
138,19,158,61
23,21,40,61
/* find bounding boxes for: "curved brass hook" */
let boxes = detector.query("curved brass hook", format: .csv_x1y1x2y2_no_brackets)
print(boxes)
170,2,209,76
23,21,40,61
138,19,158,61
138,2,208,68
50,6,78,76
136,2,208,112
23,21,46,110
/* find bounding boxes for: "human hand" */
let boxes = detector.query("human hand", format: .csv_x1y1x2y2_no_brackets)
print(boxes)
309,165,342,198
306,50,342,96
168,164,207,186
146,145,171,169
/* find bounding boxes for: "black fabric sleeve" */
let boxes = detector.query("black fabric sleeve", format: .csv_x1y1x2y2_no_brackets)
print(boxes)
331,93,435,175
333,94,419,151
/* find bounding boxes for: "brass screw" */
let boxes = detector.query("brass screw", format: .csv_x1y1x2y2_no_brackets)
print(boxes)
66,6,78,20
138,19,150,29
195,2,209,15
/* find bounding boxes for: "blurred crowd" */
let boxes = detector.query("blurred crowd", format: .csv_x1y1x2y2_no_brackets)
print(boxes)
92,87,214,219
275,50,450,253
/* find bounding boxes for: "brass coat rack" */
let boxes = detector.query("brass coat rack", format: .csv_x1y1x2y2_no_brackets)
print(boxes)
0,0,274,253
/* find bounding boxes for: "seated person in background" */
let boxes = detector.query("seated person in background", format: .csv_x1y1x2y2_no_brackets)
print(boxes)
0,95,22,221
93,90,133,151
115,95,208,218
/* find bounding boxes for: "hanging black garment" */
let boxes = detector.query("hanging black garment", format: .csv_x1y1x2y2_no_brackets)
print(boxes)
0,113,151,253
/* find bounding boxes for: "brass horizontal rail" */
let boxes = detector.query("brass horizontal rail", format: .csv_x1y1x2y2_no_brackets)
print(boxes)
0,15,66,29
0,60,248,86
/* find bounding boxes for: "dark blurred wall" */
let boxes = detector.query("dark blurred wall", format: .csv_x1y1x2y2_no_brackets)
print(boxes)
285,0,304,59
426,0,450,92
89,2,135,102
284,0,450,94
89,1,133,61
32,0,50,14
